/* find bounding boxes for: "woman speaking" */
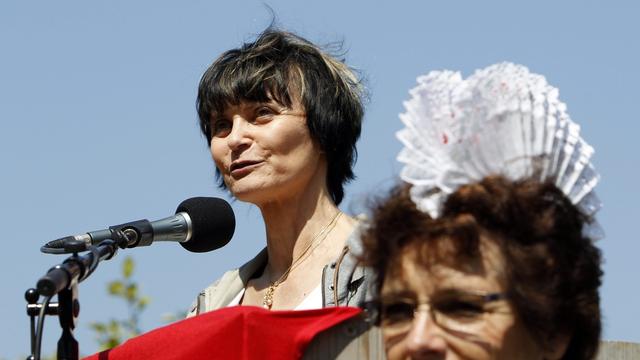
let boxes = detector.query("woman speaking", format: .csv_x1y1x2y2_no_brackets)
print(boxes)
187,28,370,314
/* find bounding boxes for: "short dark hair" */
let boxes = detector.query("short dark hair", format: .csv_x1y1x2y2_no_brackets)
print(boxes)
196,28,364,205
362,176,602,360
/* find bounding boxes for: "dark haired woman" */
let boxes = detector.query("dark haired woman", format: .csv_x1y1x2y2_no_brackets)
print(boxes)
363,63,603,359
187,29,370,314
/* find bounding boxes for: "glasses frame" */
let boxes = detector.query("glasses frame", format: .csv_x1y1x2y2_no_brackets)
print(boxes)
370,290,510,336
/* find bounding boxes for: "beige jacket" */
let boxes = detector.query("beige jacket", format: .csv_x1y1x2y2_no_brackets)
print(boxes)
186,225,384,359
187,224,372,315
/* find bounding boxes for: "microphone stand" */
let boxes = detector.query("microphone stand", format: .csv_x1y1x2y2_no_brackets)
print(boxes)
56,284,79,360
26,230,128,360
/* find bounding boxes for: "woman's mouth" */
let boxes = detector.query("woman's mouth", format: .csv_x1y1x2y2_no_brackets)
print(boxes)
230,160,264,177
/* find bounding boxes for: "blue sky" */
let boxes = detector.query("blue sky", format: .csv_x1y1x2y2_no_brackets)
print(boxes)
1,1,638,357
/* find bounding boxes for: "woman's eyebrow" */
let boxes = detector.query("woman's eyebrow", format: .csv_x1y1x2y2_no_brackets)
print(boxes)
431,287,500,298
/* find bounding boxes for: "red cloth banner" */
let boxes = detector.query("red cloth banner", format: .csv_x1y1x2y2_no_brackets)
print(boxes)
83,306,362,360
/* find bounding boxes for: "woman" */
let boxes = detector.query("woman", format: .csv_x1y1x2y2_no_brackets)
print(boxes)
362,63,603,359
188,28,370,314
363,178,602,359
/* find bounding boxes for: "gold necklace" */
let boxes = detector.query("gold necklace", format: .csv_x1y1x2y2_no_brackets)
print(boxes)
262,211,342,309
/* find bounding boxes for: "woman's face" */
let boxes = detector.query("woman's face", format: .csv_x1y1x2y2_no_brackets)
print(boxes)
380,238,546,360
209,97,325,205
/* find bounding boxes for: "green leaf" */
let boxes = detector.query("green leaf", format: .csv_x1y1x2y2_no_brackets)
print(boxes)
123,256,134,278
138,296,151,309
108,319,120,333
90,322,107,333
105,337,121,350
125,283,138,302
108,281,124,295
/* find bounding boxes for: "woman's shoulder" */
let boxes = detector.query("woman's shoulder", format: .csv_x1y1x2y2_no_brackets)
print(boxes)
344,216,368,255
322,219,375,308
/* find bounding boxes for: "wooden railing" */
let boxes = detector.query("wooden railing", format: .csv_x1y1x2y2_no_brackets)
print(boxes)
597,341,640,359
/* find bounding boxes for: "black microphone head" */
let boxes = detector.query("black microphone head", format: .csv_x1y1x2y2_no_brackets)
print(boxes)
176,197,235,253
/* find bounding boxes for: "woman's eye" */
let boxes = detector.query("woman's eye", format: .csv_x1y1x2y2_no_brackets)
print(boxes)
211,119,231,137
435,300,484,319
382,302,415,323
255,106,276,118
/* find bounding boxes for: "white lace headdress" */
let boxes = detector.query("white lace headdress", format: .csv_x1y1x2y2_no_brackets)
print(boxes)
397,62,601,236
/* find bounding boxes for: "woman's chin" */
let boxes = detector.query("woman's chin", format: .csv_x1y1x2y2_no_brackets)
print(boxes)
228,183,279,205
226,175,305,205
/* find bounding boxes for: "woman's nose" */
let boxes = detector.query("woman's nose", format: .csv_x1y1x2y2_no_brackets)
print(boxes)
404,310,447,357
226,116,251,151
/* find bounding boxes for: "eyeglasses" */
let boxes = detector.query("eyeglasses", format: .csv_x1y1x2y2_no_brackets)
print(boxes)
376,290,510,336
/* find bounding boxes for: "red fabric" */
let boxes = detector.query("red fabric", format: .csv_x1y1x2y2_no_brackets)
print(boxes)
83,306,362,360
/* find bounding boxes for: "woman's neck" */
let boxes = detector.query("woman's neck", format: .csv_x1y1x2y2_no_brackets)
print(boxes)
257,181,346,279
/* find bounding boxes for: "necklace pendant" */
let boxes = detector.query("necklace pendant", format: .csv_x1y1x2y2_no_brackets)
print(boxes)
262,285,275,310
263,298,273,309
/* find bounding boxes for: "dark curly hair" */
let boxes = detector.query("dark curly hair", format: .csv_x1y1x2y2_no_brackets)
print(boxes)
362,176,602,360
196,28,364,205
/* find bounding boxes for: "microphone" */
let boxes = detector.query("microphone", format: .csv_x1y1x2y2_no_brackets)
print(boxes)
41,197,235,254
